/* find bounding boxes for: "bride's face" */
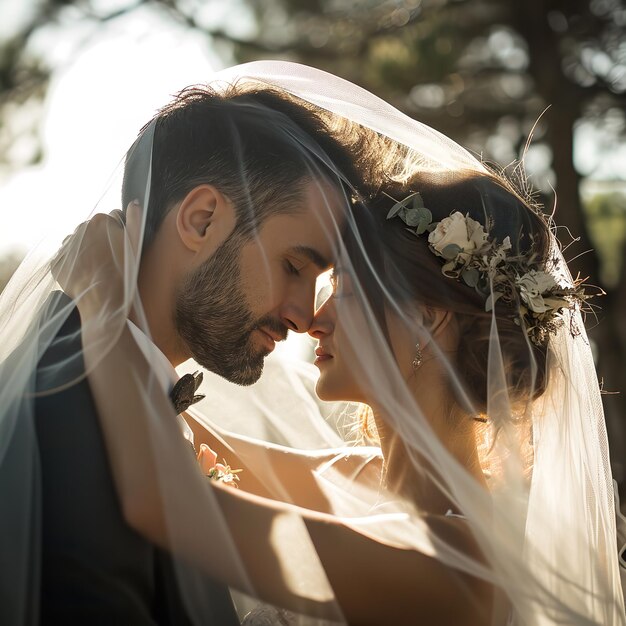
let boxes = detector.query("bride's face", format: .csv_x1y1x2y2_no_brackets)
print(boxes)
309,268,384,403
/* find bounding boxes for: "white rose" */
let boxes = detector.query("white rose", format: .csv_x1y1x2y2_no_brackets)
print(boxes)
467,215,489,250
428,212,476,256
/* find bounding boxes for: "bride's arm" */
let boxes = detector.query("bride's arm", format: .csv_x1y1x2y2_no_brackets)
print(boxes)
184,410,383,509
213,485,493,626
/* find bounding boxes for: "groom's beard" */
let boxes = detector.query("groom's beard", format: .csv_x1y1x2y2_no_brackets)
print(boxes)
174,233,285,385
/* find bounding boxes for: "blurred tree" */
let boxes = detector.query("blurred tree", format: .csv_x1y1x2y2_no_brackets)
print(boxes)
585,191,626,287
1,0,626,475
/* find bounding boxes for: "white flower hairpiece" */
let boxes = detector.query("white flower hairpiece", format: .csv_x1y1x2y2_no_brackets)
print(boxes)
386,191,591,346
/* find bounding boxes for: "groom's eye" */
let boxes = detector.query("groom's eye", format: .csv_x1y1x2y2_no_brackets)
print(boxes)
284,259,301,276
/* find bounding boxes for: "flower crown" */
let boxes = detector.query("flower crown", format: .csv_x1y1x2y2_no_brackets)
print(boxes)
386,191,591,346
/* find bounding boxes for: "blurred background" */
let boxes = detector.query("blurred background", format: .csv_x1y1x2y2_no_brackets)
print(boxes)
1,0,625,484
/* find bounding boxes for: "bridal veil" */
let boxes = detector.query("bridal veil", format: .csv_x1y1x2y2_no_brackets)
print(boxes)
0,60,623,625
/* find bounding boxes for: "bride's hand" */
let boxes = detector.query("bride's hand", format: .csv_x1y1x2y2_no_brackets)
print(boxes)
51,202,142,320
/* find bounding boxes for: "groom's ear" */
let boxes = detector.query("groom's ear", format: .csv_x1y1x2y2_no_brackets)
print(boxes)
175,185,236,253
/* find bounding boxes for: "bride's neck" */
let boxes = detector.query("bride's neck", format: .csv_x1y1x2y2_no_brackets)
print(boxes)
371,385,486,514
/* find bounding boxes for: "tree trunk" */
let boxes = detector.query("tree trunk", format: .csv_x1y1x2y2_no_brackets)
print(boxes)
513,0,626,494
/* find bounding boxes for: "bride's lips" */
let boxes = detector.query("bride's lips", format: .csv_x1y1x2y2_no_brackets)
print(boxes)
314,345,333,366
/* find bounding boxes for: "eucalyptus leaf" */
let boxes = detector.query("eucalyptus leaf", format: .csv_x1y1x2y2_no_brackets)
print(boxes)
412,193,425,209
402,192,419,204
404,208,423,227
475,279,489,296
415,219,430,235
485,291,504,312
388,193,419,219
462,267,480,287
441,243,462,260
386,201,405,219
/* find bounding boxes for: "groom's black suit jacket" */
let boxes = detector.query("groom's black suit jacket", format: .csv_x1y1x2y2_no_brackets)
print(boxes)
33,293,239,625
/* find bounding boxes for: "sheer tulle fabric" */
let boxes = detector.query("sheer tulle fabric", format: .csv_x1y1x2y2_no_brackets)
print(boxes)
0,61,623,625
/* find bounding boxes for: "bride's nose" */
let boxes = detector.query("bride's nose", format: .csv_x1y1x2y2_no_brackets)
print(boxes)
308,296,334,339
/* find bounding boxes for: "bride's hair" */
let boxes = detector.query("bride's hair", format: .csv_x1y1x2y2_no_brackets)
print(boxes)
350,169,553,419
121,83,377,246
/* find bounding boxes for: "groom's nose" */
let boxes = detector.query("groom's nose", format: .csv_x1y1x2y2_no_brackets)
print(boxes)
280,302,313,333
279,285,316,333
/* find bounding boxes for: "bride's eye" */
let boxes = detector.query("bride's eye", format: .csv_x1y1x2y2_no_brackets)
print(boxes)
314,269,334,309
329,270,352,299
329,270,342,295
315,285,332,310
329,271,338,293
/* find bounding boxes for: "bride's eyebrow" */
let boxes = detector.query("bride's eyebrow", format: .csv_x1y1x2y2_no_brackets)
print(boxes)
288,245,330,270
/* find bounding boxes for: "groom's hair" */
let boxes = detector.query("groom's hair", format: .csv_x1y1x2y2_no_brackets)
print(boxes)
122,83,374,246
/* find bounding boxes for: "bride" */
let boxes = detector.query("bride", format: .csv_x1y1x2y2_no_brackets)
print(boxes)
3,61,625,625
70,166,626,626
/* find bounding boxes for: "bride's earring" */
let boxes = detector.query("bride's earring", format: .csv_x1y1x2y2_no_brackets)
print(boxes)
412,342,423,370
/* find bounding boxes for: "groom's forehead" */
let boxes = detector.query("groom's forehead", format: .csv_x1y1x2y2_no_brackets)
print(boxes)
255,184,344,266
298,177,347,223
269,212,341,262
291,183,345,246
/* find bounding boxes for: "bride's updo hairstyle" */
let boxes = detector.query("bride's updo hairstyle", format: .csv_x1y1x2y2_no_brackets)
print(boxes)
351,169,553,417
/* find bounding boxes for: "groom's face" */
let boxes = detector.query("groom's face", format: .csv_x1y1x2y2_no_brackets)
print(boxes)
175,178,344,385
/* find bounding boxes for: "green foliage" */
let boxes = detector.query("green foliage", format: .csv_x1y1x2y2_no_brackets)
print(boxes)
1,0,625,176
584,191,626,288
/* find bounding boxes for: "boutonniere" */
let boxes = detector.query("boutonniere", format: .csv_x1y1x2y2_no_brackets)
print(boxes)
198,444,242,488
169,371,205,415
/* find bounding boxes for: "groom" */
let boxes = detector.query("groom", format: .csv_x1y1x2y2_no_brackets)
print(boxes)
33,85,370,624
